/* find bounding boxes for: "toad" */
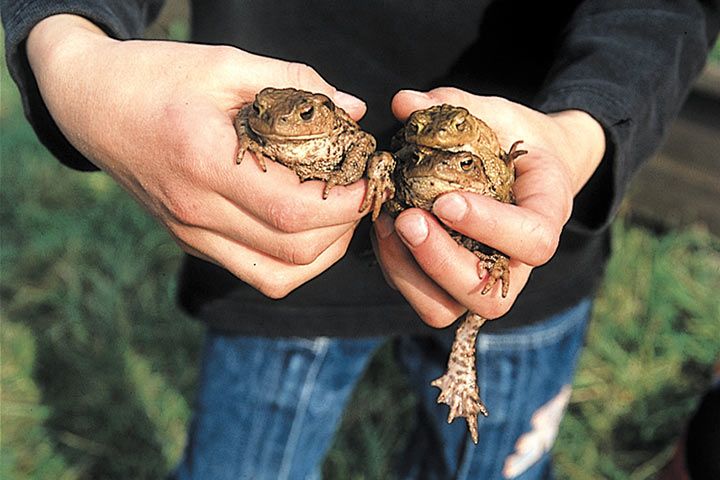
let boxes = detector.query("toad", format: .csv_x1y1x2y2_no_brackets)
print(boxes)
365,105,527,444
234,87,387,214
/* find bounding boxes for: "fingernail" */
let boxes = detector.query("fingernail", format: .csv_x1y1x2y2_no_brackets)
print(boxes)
374,214,395,239
395,214,428,247
333,90,365,110
398,89,430,100
433,193,468,223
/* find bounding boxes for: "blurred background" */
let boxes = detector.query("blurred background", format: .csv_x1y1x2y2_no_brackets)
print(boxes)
2,2,719,479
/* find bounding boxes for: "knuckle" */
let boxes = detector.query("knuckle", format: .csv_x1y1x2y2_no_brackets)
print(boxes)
478,302,510,320
421,250,455,278
521,217,557,265
210,45,243,74
532,222,559,265
169,230,194,254
428,86,467,104
285,62,322,89
420,309,458,329
279,241,324,266
162,189,202,227
256,273,296,299
267,198,306,233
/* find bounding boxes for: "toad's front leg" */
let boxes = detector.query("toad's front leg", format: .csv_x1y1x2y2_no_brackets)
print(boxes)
234,111,270,171
431,311,489,444
322,133,377,199
360,151,396,220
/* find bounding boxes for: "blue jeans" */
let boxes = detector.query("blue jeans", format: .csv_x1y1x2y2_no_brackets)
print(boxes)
173,299,591,480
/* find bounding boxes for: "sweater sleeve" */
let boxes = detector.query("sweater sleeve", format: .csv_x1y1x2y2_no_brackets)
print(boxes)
1,0,165,171
533,0,719,232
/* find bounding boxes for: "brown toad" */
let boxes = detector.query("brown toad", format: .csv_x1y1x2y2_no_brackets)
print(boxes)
392,104,517,201
366,105,527,444
235,87,387,212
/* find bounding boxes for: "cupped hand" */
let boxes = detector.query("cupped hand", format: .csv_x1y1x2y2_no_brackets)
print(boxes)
27,14,370,298
373,87,606,327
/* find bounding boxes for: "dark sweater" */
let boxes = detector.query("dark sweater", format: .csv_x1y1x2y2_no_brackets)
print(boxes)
3,0,718,336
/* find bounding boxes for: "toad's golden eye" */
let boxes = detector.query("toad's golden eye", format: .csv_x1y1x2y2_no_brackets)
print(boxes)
300,105,315,121
460,157,474,171
455,117,466,131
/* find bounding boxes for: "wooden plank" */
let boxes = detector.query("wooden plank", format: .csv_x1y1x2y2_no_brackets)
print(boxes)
626,88,720,235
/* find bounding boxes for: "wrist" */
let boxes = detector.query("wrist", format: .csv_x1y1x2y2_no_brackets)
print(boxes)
27,14,112,85
548,109,606,195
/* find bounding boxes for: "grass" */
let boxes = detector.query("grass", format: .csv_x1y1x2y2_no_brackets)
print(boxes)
2,34,719,480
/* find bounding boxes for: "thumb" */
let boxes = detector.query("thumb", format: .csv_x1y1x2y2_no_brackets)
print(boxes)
392,87,487,122
231,50,367,119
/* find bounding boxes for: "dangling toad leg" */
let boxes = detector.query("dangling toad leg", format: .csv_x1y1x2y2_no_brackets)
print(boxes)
431,311,489,444
432,250,510,444
474,251,511,297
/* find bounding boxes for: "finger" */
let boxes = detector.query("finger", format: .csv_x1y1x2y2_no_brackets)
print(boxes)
226,51,367,119
392,209,532,319
391,89,442,122
209,128,370,232
191,194,359,265
431,153,572,267
373,214,466,328
175,221,355,299
391,88,528,146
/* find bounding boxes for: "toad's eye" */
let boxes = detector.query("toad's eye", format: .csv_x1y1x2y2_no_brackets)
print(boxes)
300,105,315,121
460,157,474,171
252,102,261,114
455,118,466,131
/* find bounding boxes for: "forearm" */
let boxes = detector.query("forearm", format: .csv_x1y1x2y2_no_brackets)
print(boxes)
535,0,719,229
1,1,164,170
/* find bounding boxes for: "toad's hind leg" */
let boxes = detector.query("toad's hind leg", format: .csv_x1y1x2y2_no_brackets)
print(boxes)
431,311,488,444
474,251,510,297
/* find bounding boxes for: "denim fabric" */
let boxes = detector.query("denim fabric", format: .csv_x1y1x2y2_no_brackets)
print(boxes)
173,299,591,480
397,299,591,479
173,336,382,480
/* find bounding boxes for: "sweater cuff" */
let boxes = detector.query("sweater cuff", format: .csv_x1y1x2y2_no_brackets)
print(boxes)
2,0,161,171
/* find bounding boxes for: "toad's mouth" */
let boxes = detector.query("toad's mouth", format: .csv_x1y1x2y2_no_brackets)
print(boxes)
248,125,339,142
404,176,466,192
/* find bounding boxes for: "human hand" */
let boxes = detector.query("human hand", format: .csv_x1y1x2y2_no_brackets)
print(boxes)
373,88,606,327
27,14,370,298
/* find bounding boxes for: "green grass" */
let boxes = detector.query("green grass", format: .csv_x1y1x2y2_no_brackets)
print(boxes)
709,37,720,65
2,40,719,480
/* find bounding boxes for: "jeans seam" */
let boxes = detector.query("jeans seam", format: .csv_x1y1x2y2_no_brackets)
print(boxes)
277,337,330,480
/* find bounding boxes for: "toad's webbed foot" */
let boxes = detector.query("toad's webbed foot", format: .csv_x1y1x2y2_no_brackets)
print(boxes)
474,251,510,297
501,140,528,166
431,312,488,444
